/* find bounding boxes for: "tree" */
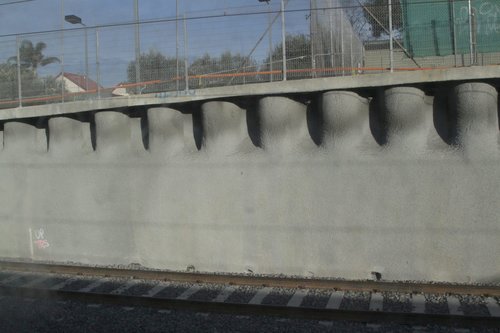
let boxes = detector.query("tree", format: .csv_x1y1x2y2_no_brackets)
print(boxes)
188,51,259,88
0,62,61,108
262,34,312,80
8,40,60,75
362,0,402,38
127,49,178,94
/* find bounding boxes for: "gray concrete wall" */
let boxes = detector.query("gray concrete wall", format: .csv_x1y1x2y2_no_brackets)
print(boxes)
0,81,498,283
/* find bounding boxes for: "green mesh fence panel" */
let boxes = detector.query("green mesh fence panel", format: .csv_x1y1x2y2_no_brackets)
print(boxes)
402,0,500,57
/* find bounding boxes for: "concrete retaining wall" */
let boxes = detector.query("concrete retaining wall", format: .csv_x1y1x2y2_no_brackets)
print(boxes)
0,82,498,283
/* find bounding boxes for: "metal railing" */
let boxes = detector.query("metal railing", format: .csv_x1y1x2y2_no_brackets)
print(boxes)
0,0,497,109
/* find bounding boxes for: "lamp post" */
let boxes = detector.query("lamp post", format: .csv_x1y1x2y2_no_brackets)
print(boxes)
65,14,89,92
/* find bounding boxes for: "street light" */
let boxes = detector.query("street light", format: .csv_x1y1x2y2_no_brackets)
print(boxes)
65,14,89,93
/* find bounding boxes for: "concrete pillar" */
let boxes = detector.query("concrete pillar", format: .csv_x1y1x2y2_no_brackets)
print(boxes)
257,96,312,152
449,82,498,155
199,101,247,155
321,91,369,151
48,117,93,156
381,87,427,152
147,108,184,156
3,122,47,154
95,111,144,156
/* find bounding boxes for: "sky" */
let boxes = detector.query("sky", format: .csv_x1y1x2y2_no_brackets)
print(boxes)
0,0,317,86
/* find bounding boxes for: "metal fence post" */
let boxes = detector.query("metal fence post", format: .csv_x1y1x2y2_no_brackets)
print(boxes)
281,0,287,81
310,0,316,78
176,0,180,92
60,0,65,103
268,5,273,83
134,0,141,92
16,36,22,107
96,28,101,99
389,0,394,72
183,14,189,92
468,0,474,65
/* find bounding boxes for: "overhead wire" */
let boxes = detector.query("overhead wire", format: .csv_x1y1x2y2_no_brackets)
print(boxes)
0,0,463,38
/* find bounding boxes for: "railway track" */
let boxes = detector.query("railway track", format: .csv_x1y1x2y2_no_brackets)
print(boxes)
0,261,499,329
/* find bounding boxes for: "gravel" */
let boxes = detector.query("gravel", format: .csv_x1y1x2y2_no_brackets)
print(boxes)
224,285,258,304
301,289,332,308
456,295,490,317
340,291,371,311
91,281,127,293
32,277,69,289
189,284,224,302
425,294,450,315
120,282,157,296
0,295,497,333
5,274,41,287
382,292,413,313
261,287,297,306
59,278,95,291
154,282,191,299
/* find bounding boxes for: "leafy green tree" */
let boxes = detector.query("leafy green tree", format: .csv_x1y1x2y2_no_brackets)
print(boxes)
262,34,312,80
362,0,402,38
0,62,61,108
189,51,259,88
127,49,179,94
8,40,60,75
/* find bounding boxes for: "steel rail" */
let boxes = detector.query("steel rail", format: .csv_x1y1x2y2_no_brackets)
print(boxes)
0,284,498,328
1,261,499,297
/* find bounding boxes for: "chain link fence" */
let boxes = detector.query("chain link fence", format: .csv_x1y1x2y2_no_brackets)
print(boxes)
1,0,499,109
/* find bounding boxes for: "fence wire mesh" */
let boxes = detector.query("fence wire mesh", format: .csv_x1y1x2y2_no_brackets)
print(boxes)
1,0,500,109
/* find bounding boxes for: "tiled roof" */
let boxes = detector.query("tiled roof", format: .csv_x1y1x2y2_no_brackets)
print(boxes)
60,72,100,91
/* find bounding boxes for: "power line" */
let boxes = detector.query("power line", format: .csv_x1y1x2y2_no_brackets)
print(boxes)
0,0,467,38
0,0,35,6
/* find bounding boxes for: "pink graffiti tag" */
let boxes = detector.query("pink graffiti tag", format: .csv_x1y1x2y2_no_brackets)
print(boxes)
34,239,50,249
33,228,50,250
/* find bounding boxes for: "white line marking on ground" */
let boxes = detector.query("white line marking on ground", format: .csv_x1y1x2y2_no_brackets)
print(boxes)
486,297,500,317
110,280,139,295
212,286,236,302
0,274,24,284
411,294,426,314
177,285,201,300
22,275,51,288
50,278,77,291
369,292,384,311
248,287,273,305
447,296,463,316
143,284,168,297
325,291,344,310
79,278,109,293
286,289,309,307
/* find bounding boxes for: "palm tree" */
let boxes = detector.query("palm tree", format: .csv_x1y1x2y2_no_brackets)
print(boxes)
8,40,60,75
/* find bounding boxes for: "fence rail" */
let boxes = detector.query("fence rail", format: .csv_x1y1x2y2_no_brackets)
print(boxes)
0,0,497,110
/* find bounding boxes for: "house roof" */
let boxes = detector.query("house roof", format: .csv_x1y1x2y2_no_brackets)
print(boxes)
58,72,100,91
